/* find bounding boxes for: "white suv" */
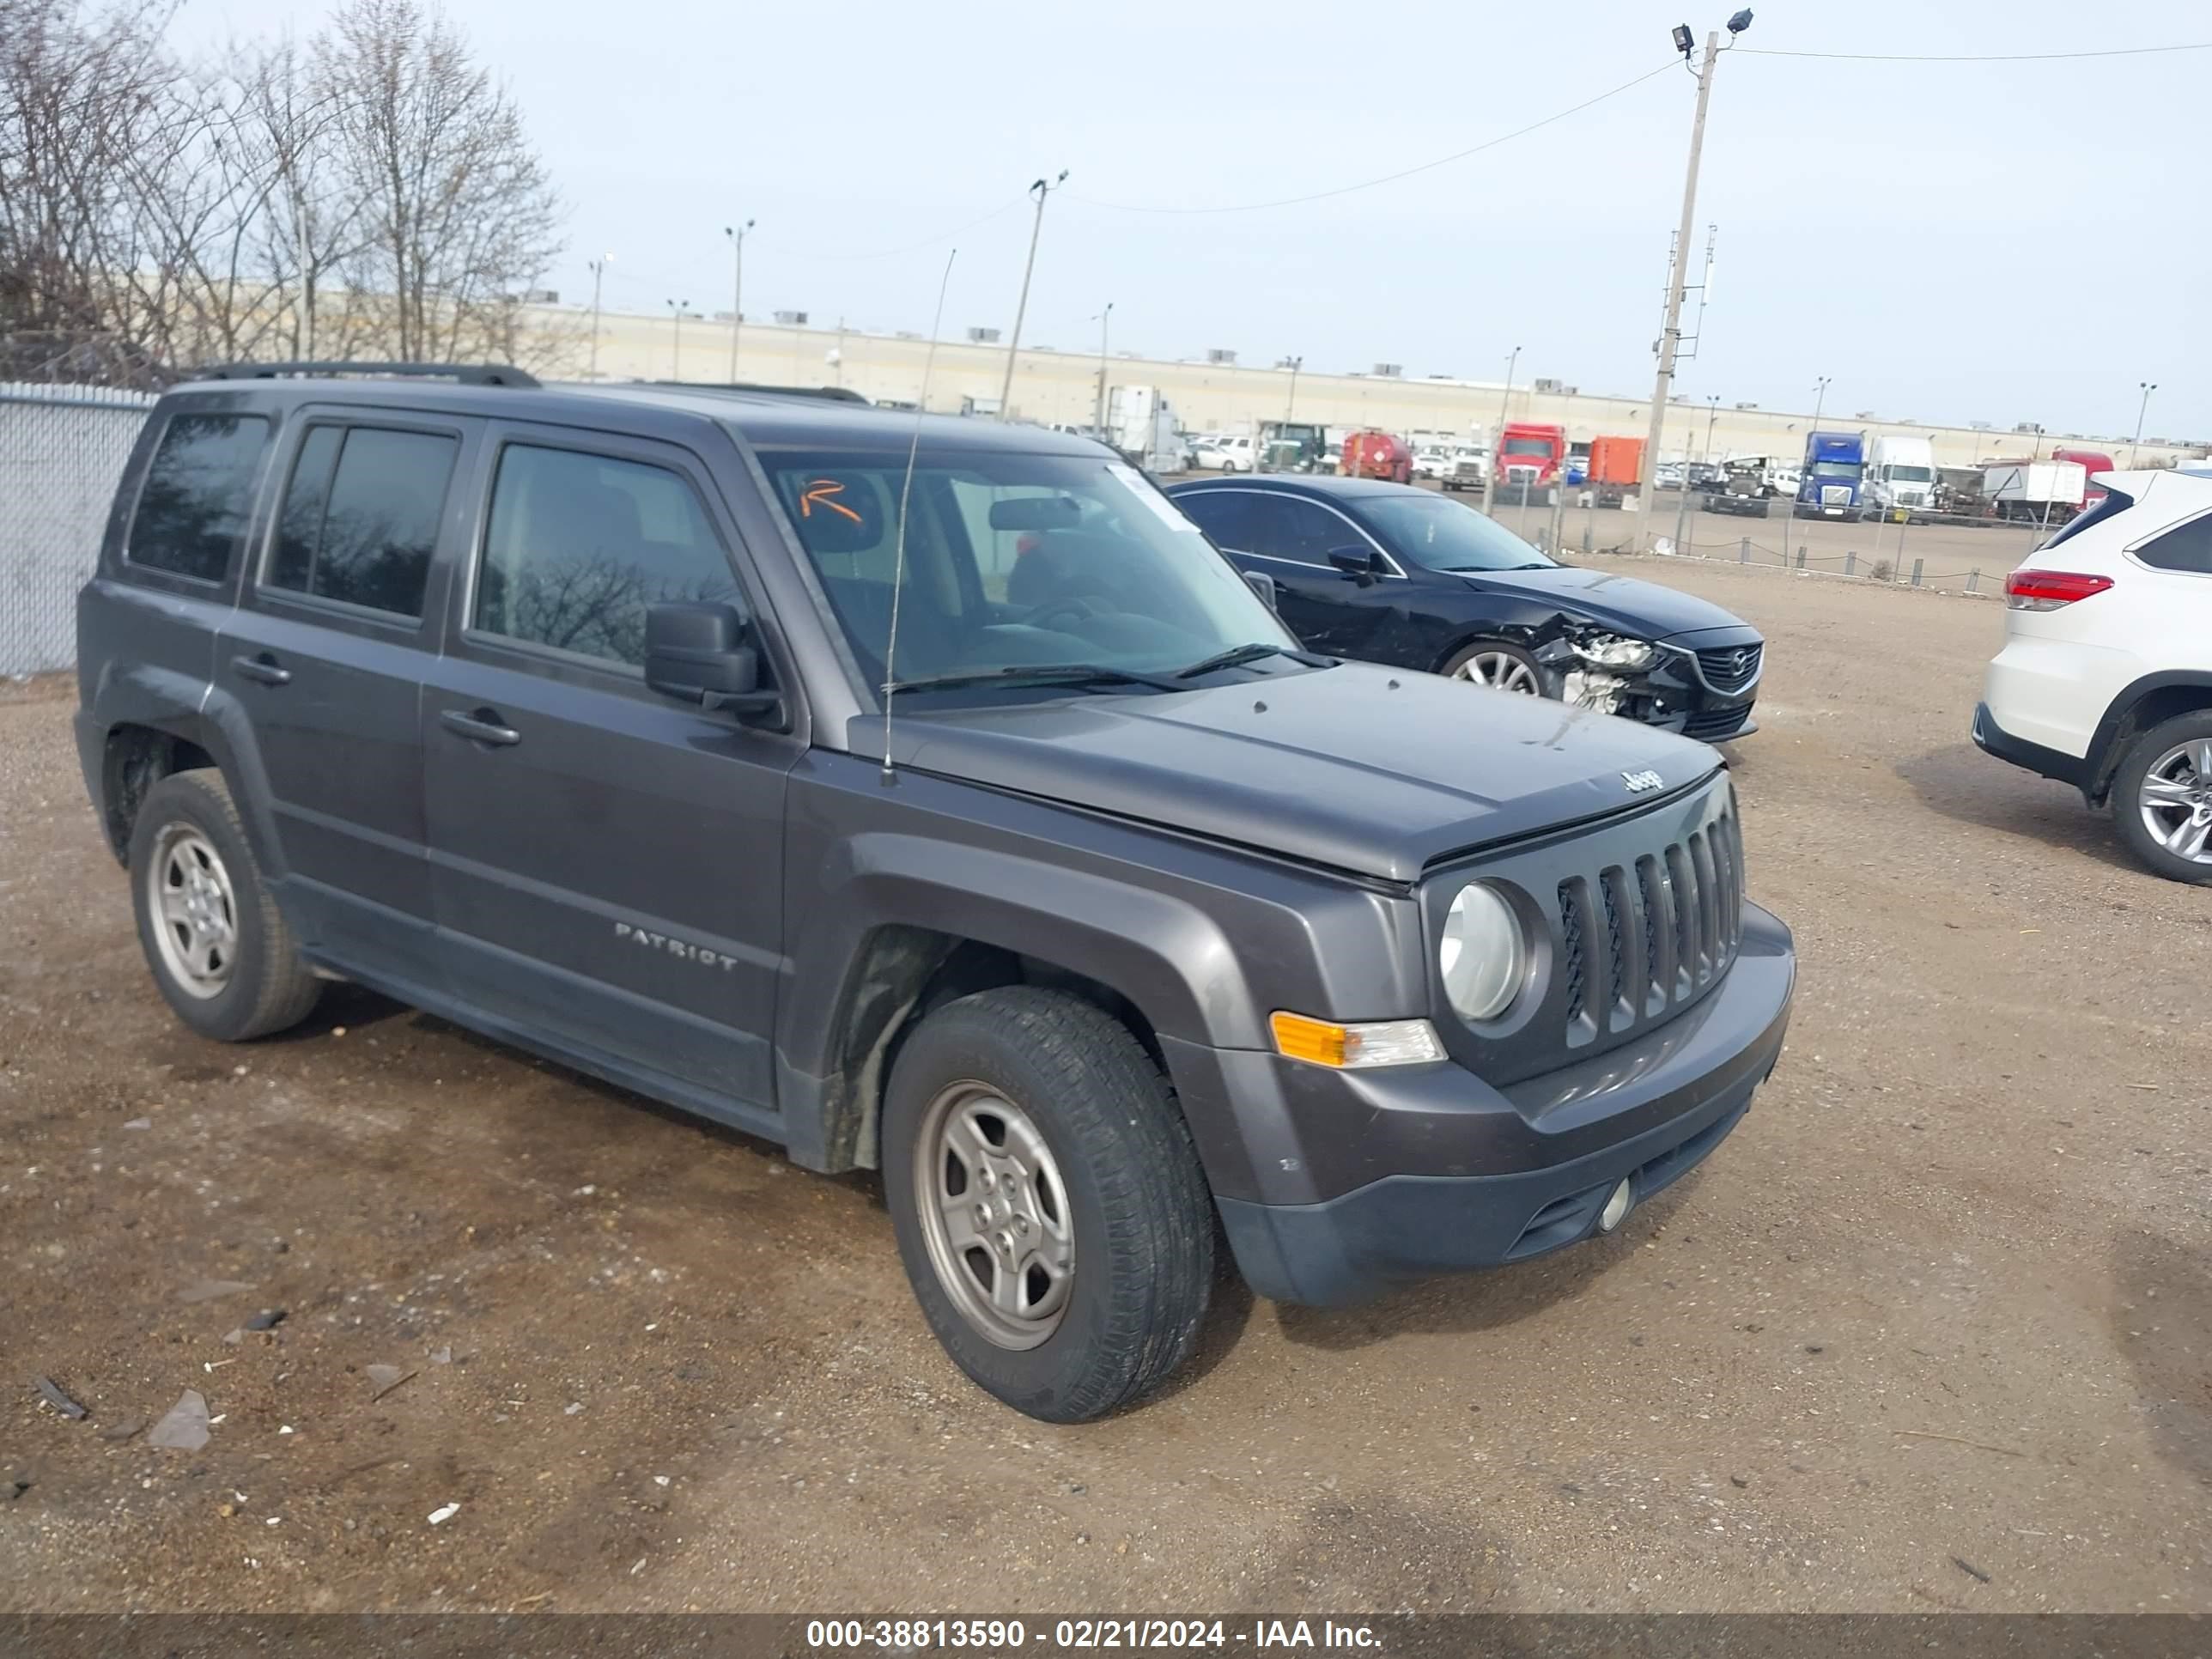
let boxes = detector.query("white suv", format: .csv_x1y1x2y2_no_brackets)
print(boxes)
1974,468,2212,883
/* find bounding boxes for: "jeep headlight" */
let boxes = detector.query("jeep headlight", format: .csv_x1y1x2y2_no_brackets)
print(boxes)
1569,630,1656,670
1439,883,1528,1022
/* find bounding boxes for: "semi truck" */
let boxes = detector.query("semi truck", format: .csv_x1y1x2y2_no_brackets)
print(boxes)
1494,422,1567,504
1583,435,1644,507
1794,431,1866,520
2051,447,2115,507
1103,385,1184,474
1257,420,1329,473
1340,429,1414,483
1865,434,1936,516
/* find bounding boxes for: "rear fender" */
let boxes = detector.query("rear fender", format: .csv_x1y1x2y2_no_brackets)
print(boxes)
86,662,288,878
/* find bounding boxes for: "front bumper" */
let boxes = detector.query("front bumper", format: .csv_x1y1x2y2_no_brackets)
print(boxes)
1535,630,1761,743
1173,903,1795,1305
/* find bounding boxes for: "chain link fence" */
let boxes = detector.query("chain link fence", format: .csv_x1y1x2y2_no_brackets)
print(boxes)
2,381,156,678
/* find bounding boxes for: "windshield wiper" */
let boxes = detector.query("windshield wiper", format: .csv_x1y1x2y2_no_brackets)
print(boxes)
884,662,1188,696
1172,641,1330,679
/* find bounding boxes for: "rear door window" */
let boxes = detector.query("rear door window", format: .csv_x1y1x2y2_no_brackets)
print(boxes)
127,413,270,583
267,426,459,618
2135,510,2212,574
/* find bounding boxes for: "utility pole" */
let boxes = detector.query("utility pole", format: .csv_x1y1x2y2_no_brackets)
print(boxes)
1091,302,1113,435
998,170,1067,420
665,299,690,380
586,253,611,379
1704,393,1720,463
1638,27,1723,520
724,221,754,382
1482,344,1521,516
2130,380,2158,468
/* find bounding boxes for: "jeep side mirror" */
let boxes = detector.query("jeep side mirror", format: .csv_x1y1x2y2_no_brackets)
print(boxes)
1243,569,1279,611
644,602,781,721
1328,546,1386,580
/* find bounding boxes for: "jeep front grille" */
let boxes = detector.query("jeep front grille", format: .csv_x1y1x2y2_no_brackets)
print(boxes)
1553,805,1743,1049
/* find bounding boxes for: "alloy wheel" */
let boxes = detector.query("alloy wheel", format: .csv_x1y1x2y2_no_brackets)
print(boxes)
146,823,238,998
2139,738,2212,865
1454,652,1541,696
911,1081,1075,1349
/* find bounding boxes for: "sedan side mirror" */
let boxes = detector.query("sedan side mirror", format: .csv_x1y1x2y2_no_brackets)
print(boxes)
645,601,782,722
1328,545,1386,581
1243,569,1279,611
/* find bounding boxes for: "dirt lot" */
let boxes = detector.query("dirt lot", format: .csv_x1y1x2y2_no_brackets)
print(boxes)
3,561,2208,1616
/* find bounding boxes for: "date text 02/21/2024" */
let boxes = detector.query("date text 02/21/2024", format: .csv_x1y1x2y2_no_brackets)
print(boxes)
805,1620,1382,1650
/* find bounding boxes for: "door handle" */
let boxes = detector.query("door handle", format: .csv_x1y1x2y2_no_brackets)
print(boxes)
440,708,522,747
230,653,292,687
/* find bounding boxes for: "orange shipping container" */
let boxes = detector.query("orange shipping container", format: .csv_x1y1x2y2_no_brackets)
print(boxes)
1587,436,1644,486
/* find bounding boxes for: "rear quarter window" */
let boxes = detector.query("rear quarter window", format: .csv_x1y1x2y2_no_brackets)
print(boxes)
2135,509,2212,575
126,413,270,582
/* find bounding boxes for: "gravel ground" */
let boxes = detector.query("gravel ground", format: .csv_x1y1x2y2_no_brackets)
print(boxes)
2,560,2207,1615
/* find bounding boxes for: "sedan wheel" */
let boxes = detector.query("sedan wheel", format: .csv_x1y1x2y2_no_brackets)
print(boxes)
1452,648,1542,696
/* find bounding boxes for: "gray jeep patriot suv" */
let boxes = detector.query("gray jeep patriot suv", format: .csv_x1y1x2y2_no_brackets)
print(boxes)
75,364,1795,1421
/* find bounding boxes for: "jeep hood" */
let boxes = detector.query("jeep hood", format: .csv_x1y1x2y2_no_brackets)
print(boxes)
860,662,1723,884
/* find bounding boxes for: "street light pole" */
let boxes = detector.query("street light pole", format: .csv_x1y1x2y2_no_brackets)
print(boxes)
723,221,754,382
1482,344,1521,516
586,252,612,380
665,299,690,380
2130,380,2158,468
1285,356,1303,420
998,169,1068,420
1638,25,1729,518
1704,393,1720,462
1091,301,1113,435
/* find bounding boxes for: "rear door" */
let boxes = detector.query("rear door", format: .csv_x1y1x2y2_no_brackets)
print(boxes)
219,408,476,988
420,422,798,1119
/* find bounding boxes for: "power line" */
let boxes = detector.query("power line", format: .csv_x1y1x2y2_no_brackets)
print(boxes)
1741,41,2212,62
1075,60,1676,216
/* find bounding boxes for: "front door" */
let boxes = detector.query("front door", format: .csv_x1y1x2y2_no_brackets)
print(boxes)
218,409,476,988
420,424,798,1121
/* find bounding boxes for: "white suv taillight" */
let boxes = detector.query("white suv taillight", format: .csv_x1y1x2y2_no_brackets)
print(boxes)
2006,568,2114,611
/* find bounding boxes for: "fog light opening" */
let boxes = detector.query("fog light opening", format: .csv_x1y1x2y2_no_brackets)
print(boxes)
1597,1178,1634,1233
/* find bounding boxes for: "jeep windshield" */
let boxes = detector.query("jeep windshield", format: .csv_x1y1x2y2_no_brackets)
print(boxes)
763,450,1299,696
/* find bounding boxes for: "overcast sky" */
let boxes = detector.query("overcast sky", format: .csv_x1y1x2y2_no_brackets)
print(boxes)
169,0,2209,441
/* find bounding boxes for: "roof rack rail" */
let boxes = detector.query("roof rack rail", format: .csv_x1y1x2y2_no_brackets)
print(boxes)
198,361,540,388
641,380,870,404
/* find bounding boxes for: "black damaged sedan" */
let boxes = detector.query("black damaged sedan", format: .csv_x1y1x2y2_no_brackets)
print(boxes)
1167,474,1763,741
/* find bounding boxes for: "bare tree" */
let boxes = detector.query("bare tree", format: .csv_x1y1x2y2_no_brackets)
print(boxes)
0,0,185,382
321,0,564,367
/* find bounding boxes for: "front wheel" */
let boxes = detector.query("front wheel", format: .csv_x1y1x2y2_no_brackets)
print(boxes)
883,988,1214,1422
2112,714,2212,884
1443,641,1547,697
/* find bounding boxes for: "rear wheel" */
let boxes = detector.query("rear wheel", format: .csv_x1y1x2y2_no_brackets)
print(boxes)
1443,641,1546,697
129,769,321,1041
882,987,1214,1422
2112,713,2212,884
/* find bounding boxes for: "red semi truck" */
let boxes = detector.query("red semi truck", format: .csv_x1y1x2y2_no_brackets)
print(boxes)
1494,422,1567,502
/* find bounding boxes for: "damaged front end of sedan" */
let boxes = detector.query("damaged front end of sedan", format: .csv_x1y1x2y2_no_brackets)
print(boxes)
1535,624,1760,742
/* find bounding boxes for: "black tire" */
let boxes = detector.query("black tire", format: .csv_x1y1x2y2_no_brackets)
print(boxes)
1440,639,1548,697
882,987,1214,1422
128,769,322,1041
2111,711,2212,885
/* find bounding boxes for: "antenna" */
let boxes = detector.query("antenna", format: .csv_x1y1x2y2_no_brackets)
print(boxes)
879,246,958,786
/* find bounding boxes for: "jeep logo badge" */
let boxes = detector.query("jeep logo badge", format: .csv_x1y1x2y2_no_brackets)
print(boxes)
1621,769,1663,793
